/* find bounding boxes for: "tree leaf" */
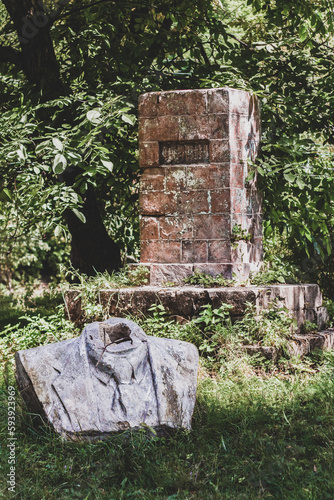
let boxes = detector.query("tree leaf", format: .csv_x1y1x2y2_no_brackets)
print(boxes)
87,109,102,125
121,114,136,125
284,173,295,183
52,137,63,151
101,160,113,172
53,154,67,174
17,145,27,161
72,208,86,224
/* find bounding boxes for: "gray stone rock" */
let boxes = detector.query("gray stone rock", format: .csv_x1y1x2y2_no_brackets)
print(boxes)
15,318,199,441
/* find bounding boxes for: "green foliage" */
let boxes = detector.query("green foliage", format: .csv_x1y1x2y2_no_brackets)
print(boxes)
0,310,78,365
231,223,251,243
0,282,333,498
63,265,150,323
183,272,235,287
1,286,334,498
140,301,295,372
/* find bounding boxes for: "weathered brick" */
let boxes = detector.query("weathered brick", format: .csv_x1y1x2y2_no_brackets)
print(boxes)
140,240,181,263
193,214,230,240
246,187,262,214
229,114,261,143
228,89,253,115
178,116,209,141
207,88,229,114
140,168,165,192
165,166,187,191
208,240,231,263
159,216,193,240
230,162,246,188
139,92,158,117
209,189,230,213
150,264,193,285
231,188,247,214
182,240,208,263
230,140,257,163
157,92,183,116
157,116,180,141
139,117,158,142
187,165,229,190
139,142,160,168
209,140,230,163
140,191,178,216
140,217,159,240
231,241,252,264
194,263,233,279
182,90,207,115
208,114,229,139
178,191,210,214
158,90,206,116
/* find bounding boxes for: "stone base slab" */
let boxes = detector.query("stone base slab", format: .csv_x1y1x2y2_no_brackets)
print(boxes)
65,284,328,332
242,329,334,360
130,262,262,285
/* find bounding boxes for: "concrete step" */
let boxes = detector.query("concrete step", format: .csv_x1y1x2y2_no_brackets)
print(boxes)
65,283,328,332
242,329,334,361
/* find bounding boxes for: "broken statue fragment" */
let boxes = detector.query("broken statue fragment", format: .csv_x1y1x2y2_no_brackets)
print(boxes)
15,318,199,440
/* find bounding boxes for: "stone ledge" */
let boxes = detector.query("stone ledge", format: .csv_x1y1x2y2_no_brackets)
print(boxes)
65,284,327,332
130,262,262,284
242,329,334,360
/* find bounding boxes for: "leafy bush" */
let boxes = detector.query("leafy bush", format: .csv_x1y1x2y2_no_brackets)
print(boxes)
0,308,78,365
183,272,235,288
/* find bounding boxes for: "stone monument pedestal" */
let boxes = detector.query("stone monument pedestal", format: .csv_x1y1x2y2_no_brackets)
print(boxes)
138,87,262,285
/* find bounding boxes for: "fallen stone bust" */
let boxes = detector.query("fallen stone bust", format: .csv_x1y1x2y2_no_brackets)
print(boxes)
15,318,199,441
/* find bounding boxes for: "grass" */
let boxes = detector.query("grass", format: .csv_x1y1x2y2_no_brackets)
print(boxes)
0,284,334,499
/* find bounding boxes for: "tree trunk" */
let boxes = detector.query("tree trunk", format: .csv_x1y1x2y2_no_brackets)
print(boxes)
1,0,122,274
1,0,62,94
64,187,121,276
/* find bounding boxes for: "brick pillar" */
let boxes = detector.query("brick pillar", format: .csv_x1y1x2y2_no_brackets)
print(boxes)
138,88,262,285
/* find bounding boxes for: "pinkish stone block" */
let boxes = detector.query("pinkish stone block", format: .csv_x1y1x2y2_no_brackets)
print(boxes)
178,116,209,141
230,162,246,188
140,168,165,192
159,216,193,240
150,264,194,285
231,188,247,214
139,117,158,142
178,191,210,215
187,165,230,190
208,114,229,139
208,240,231,263
158,90,206,116
228,89,254,115
210,189,230,214
194,263,233,279
141,240,181,263
164,166,187,191
207,88,229,114
140,217,159,240
182,240,208,263
157,116,180,141
209,140,230,163
193,214,230,240
138,93,158,117
139,142,160,168
140,191,178,216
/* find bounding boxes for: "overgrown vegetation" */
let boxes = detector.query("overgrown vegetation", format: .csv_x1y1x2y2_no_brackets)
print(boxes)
1,286,334,498
1,0,334,288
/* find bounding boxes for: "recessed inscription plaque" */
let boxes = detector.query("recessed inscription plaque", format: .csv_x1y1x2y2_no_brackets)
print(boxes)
160,140,209,165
